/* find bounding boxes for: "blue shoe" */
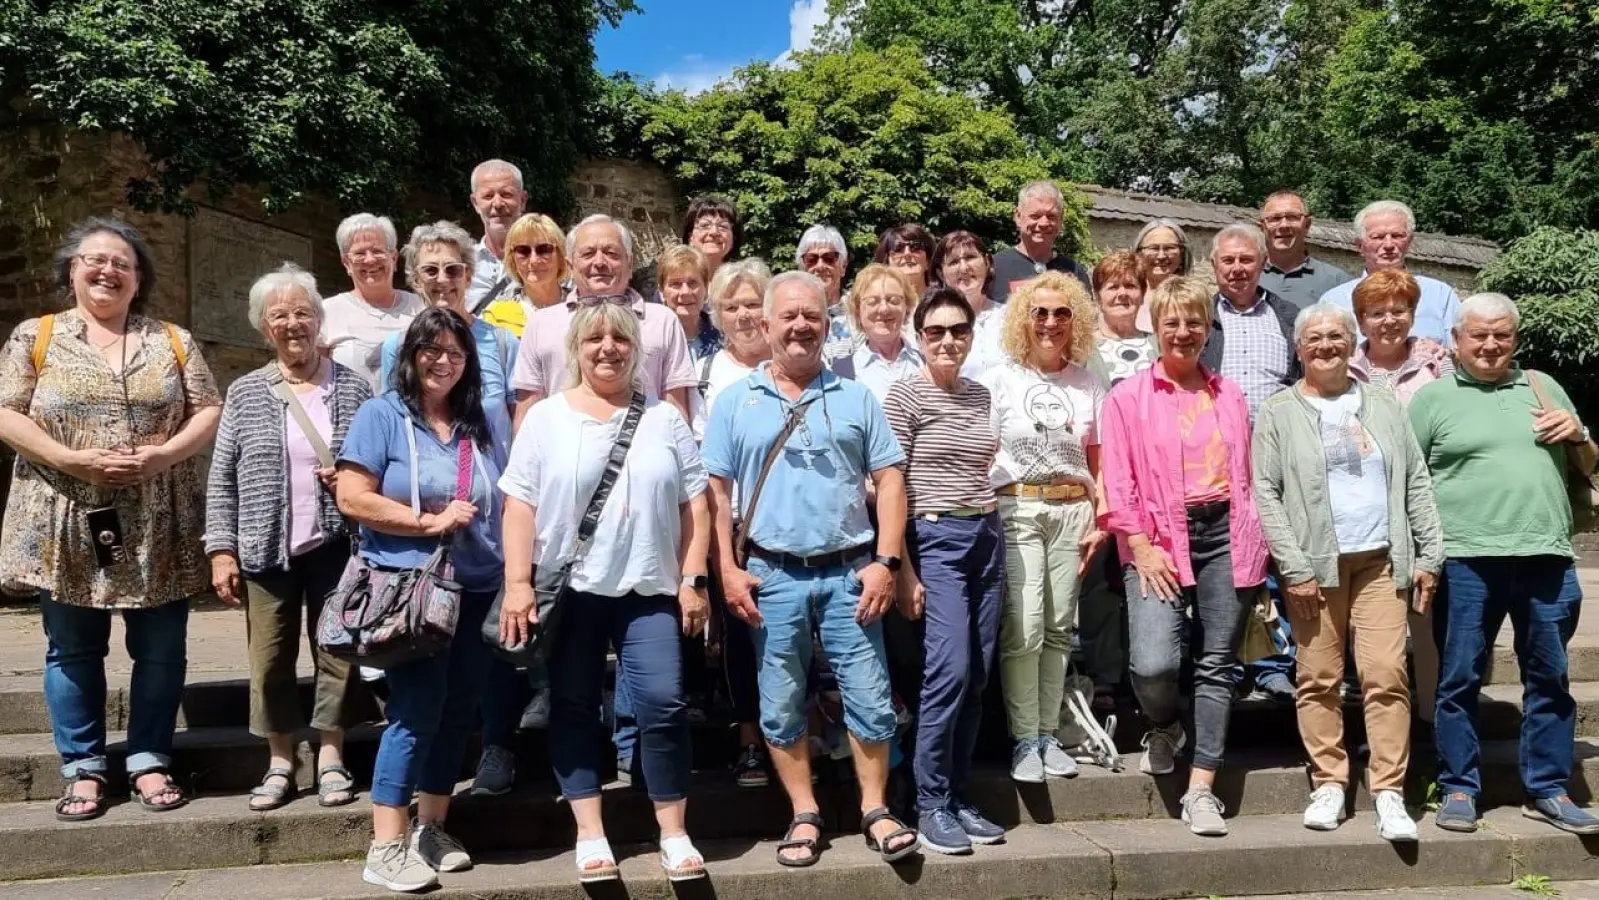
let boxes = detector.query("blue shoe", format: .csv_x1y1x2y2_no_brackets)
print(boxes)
1525,795,1599,835
951,801,1005,845
1434,792,1478,833
917,807,972,856
1255,672,1296,705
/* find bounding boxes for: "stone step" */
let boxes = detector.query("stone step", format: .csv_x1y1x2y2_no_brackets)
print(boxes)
1,740,1594,881
0,808,1594,899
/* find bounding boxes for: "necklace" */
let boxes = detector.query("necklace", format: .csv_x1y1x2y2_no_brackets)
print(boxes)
90,332,126,351
280,358,324,385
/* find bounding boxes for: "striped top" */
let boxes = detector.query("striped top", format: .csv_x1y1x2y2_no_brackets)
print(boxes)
882,374,999,515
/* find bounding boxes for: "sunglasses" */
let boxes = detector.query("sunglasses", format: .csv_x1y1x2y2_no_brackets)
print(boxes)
417,262,468,280
801,251,840,267
1030,306,1074,323
512,243,558,259
921,323,973,342
888,243,928,257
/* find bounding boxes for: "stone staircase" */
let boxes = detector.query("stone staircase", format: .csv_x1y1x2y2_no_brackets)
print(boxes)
1,594,1598,898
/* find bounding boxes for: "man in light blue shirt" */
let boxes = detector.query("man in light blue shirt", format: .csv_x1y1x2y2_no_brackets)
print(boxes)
702,270,921,864
465,159,527,313
1320,199,1462,345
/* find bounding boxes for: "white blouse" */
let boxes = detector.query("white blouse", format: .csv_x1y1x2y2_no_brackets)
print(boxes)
499,394,707,598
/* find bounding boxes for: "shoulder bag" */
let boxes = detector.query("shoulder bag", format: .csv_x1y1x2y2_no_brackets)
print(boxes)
1528,371,1598,533
316,417,479,668
733,396,818,567
483,391,646,665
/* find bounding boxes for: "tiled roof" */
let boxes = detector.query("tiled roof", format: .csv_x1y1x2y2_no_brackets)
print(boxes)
1077,185,1501,269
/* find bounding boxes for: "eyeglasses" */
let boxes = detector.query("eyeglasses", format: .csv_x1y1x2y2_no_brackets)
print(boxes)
417,262,467,281
1138,244,1181,255
692,219,733,235
1262,213,1307,226
801,251,840,267
265,308,318,326
77,253,136,274
1030,306,1073,323
512,243,557,259
417,344,467,365
1298,335,1351,349
348,249,390,262
1362,307,1412,323
921,323,973,342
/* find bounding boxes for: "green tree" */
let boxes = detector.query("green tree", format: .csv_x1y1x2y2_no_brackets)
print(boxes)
0,0,635,215
626,45,1088,266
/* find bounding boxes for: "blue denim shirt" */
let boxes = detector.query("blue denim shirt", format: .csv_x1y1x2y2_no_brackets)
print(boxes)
1321,271,1462,346
701,363,904,557
338,393,505,592
379,317,519,457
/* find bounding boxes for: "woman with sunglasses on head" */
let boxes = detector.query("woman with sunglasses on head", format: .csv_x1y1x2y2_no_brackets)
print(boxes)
875,225,937,299
482,213,567,338
882,287,1007,854
978,272,1107,784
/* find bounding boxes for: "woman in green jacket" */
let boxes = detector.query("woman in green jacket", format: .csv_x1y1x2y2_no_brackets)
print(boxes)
1251,301,1444,843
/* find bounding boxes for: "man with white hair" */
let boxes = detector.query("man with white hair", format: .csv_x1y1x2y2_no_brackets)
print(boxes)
701,271,921,867
510,215,696,432
988,181,1090,303
465,159,528,312
1410,293,1598,836
1320,200,1461,344
1202,223,1301,424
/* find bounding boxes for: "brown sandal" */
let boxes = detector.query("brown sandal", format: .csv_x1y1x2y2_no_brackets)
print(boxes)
130,768,188,813
55,772,107,822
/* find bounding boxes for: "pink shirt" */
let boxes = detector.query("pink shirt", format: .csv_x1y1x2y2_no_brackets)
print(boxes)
1177,388,1230,505
510,290,697,401
1100,362,1268,588
284,379,333,557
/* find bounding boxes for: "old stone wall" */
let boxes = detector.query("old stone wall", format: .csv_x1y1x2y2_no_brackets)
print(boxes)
570,158,681,262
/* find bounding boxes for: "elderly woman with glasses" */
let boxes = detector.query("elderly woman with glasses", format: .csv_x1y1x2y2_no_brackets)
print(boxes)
796,224,854,350
827,264,925,400
482,213,567,336
320,213,426,390
978,272,1106,785
208,262,373,811
1133,219,1193,329
1253,302,1442,842
875,224,937,298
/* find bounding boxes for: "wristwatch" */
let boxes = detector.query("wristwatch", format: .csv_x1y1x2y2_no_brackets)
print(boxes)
681,573,708,590
1571,426,1592,445
872,554,902,572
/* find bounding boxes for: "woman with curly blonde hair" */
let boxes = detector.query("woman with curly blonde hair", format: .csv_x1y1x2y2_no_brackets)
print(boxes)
977,271,1106,783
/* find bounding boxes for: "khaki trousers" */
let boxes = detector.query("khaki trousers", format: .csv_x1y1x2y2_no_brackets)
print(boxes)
244,542,356,736
1287,549,1411,792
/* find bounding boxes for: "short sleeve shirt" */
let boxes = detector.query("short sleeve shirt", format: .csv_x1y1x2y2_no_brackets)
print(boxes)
980,361,1104,489
379,317,519,456
320,290,425,391
1260,256,1353,311
510,292,697,401
882,375,998,514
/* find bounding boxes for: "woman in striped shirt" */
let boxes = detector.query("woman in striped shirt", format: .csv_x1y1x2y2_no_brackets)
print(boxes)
882,287,1006,856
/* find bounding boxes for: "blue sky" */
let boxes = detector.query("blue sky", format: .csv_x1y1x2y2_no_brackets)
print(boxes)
595,0,831,92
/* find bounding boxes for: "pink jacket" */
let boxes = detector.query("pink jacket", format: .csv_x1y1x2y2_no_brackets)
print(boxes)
1100,364,1269,588
1349,337,1452,406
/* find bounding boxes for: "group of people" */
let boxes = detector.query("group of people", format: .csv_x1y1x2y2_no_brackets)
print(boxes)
0,158,1593,894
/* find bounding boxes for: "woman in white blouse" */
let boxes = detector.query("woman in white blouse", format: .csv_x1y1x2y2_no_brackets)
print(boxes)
496,302,712,884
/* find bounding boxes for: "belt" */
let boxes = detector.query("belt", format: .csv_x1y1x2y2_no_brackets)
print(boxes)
996,482,1089,502
917,504,997,522
1186,498,1230,519
750,542,872,570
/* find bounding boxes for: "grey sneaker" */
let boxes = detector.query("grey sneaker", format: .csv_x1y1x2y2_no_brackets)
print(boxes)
1038,735,1080,778
1139,723,1185,776
470,745,515,797
363,837,438,893
1180,787,1228,836
412,821,472,872
520,689,551,730
1009,738,1045,784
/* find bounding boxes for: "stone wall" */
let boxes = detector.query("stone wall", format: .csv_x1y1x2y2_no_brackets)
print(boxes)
569,158,681,262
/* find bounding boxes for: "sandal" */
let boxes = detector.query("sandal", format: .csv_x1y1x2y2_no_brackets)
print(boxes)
316,764,357,808
249,766,296,811
776,811,826,868
862,807,920,863
130,767,188,813
574,836,620,884
659,833,707,882
55,772,108,822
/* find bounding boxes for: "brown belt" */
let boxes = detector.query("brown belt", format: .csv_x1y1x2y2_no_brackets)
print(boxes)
996,482,1089,502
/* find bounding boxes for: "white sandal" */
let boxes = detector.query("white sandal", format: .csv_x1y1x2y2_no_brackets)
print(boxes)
574,836,620,883
660,833,707,881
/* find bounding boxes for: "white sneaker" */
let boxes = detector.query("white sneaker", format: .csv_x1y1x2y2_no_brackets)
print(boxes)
1303,784,1346,831
363,837,438,893
1374,790,1419,842
1139,722,1185,776
412,821,473,872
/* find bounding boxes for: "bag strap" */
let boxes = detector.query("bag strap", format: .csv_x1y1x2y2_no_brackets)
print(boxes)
403,413,422,517
698,352,716,397
471,274,513,317
455,436,473,501
571,391,647,562
1528,370,1557,412
272,379,334,468
31,314,54,374
734,395,819,566
164,322,187,368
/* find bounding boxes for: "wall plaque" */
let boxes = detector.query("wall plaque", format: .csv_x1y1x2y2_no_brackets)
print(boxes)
187,207,314,348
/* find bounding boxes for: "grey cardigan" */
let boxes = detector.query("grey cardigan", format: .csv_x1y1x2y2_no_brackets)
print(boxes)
1250,382,1444,589
204,361,372,574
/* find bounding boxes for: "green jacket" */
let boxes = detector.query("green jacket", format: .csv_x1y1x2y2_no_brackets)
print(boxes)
1251,382,1444,589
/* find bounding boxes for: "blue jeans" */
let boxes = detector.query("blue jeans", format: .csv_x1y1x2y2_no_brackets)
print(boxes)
748,551,896,747
41,595,190,779
910,512,1004,812
1244,576,1295,682
551,592,689,802
370,590,494,808
1435,556,1581,800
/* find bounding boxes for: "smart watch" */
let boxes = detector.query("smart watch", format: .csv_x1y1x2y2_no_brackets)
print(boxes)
872,554,902,572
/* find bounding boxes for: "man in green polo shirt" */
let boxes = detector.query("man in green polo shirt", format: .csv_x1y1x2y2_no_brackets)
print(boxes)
1409,292,1598,836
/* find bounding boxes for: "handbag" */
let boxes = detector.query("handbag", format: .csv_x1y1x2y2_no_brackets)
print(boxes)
1527,371,1598,533
1236,584,1285,664
316,417,481,669
483,391,646,664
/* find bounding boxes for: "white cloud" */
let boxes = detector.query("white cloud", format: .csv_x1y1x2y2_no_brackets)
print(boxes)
779,0,836,64
654,54,738,95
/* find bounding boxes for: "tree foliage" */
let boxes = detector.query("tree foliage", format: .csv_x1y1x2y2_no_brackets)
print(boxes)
610,45,1088,267
0,0,635,215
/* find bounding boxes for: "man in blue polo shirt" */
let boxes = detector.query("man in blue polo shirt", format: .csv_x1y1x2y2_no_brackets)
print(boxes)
702,270,921,867
1320,199,1462,345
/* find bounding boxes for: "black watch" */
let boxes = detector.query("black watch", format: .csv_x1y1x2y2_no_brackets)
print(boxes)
872,554,902,572
681,573,708,590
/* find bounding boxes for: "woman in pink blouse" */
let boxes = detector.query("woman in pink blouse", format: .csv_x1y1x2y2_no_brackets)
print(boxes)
1099,276,1269,838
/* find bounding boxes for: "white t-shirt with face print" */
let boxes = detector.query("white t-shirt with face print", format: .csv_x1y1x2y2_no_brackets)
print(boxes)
980,361,1105,490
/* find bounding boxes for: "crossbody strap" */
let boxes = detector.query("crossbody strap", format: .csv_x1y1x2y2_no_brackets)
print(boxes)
471,274,513,317
735,396,818,565
571,391,647,562
272,380,334,468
